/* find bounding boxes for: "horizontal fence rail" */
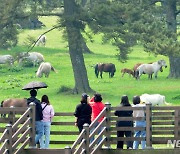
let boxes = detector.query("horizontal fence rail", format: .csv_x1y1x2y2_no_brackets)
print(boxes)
1,102,180,154
0,103,35,154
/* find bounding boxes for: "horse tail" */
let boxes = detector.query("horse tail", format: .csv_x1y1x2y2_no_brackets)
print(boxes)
94,64,99,78
1,101,3,107
51,66,57,73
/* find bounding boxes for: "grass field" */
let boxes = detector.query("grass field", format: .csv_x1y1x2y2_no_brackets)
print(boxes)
0,16,179,112
0,16,180,149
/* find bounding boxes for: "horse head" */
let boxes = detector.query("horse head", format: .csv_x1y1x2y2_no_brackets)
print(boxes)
158,60,167,68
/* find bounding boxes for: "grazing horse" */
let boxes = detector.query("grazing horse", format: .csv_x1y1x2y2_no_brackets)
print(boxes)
95,63,116,78
36,34,46,46
135,60,167,80
36,62,56,78
1,98,27,117
0,55,14,66
121,68,134,77
17,52,44,67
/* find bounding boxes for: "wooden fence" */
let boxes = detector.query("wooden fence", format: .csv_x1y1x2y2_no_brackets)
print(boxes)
1,102,180,154
0,103,35,154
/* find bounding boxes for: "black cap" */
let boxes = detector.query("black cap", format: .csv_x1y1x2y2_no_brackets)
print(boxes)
82,93,89,99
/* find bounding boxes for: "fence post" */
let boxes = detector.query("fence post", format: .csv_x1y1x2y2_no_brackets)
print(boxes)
9,106,15,124
145,103,152,149
105,102,111,148
29,102,36,147
174,109,180,148
6,124,13,154
65,146,72,154
83,123,90,154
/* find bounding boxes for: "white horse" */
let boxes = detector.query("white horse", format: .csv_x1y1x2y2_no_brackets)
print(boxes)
36,62,56,78
0,55,14,66
17,52,44,67
140,93,168,106
36,35,46,46
135,60,167,79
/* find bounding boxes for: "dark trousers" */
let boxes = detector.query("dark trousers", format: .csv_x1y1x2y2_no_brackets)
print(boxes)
78,125,83,133
117,130,133,149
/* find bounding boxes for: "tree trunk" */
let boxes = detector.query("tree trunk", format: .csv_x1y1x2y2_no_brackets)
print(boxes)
80,33,92,53
64,0,94,93
165,0,180,78
169,56,180,78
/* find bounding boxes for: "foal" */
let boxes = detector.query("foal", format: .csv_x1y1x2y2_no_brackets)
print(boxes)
121,68,134,77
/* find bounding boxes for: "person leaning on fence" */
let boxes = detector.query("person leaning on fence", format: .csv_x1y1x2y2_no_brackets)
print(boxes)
27,89,43,147
89,93,105,143
114,95,133,149
132,95,146,149
39,95,55,149
74,93,92,133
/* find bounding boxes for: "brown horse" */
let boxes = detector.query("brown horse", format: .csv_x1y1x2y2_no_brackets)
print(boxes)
95,63,116,78
121,68,134,77
1,98,27,117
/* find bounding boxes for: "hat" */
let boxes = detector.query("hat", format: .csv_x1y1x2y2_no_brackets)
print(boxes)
82,93,89,99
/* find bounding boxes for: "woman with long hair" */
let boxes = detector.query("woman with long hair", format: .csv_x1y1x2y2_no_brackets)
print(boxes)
39,95,54,149
114,95,133,149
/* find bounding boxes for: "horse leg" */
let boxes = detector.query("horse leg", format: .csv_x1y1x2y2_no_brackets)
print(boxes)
100,72,103,78
154,72,158,79
122,72,124,77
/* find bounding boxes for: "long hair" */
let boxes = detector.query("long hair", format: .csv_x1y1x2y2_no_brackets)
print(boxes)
41,95,50,105
121,95,131,106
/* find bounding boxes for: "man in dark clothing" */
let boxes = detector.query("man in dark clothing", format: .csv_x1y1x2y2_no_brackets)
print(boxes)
27,89,43,145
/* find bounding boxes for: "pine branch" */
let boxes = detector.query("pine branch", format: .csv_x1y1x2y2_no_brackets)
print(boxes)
27,25,61,52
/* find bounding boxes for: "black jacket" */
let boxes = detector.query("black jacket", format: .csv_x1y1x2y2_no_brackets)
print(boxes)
114,104,133,127
74,103,92,126
27,96,43,121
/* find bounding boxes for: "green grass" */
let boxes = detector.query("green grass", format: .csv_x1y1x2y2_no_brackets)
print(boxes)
0,16,180,148
0,16,180,110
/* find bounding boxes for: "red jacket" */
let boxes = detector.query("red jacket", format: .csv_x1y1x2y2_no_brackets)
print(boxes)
90,101,105,122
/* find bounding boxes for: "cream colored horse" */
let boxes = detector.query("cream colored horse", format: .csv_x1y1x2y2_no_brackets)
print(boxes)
36,62,56,78
135,60,167,79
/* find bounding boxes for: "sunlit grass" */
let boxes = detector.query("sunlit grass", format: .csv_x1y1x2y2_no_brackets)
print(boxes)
0,16,180,149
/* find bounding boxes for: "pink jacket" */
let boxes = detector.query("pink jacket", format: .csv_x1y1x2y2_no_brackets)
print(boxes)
41,103,55,122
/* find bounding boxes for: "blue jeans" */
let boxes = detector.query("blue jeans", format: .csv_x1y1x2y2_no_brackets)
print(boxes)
90,122,103,144
39,122,51,149
35,121,44,144
133,121,146,149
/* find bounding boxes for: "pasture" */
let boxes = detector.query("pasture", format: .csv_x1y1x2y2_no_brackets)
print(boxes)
0,16,180,148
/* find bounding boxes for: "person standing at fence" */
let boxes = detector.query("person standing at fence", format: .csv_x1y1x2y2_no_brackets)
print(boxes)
27,89,43,146
74,93,92,132
90,93,105,143
132,95,146,149
39,95,55,149
114,95,133,149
